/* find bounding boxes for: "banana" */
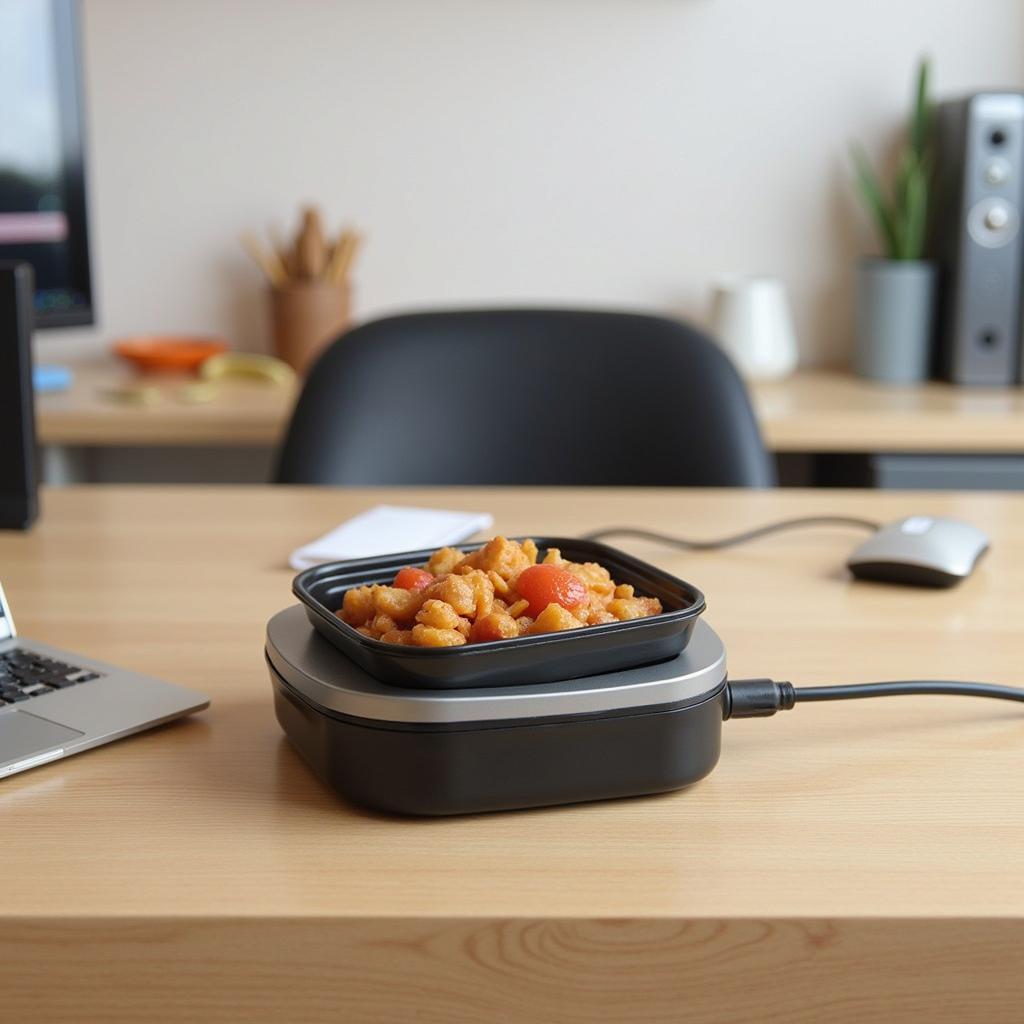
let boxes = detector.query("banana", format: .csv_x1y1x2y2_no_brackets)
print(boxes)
176,381,220,404
199,353,296,386
101,385,161,406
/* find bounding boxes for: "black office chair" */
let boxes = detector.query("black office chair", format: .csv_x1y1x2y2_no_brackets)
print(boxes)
274,309,774,487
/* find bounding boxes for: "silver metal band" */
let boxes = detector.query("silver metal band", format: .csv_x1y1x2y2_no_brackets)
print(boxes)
266,605,726,725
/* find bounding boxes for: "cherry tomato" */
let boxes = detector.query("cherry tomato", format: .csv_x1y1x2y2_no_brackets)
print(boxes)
393,567,434,591
514,564,587,617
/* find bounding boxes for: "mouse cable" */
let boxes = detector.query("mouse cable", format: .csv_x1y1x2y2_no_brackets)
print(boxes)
725,679,1024,719
582,516,881,552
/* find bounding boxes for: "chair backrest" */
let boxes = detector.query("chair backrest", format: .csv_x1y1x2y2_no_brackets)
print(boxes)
274,309,774,487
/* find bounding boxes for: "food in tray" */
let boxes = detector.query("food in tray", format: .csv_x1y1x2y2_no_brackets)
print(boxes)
336,536,663,648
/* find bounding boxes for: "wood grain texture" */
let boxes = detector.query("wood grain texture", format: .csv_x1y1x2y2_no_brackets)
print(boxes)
4,918,1024,1024
35,359,296,445
752,370,1024,452
1,486,1022,1020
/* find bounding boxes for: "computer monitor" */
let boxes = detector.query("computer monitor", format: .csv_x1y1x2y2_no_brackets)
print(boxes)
0,0,92,328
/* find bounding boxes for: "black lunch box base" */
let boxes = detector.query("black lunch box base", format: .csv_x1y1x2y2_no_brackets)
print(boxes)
272,668,725,817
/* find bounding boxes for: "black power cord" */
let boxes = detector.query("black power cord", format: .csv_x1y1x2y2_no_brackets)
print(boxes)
726,679,1024,719
583,520,1024,718
583,516,880,552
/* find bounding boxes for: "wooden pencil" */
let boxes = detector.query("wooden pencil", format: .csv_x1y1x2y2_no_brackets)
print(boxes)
240,232,288,288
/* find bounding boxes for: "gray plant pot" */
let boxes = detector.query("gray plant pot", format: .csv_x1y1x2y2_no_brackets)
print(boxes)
854,259,937,383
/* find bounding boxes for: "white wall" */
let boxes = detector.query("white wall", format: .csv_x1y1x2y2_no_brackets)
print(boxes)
45,0,1024,366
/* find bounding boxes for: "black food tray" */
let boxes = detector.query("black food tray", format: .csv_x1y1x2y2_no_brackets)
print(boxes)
292,536,705,690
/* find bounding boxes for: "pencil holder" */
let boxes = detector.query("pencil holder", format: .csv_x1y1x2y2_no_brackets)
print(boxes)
270,280,351,373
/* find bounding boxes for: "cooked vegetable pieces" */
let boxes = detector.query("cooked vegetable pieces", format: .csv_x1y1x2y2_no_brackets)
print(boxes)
337,536,663,648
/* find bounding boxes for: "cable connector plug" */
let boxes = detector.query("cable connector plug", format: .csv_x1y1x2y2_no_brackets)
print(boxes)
725,677,1024,718
724,678,796,719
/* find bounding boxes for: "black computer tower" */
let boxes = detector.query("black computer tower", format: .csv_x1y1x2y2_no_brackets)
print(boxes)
0,263,39,529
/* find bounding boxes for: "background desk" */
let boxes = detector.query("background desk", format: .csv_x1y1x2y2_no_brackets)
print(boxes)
2,486,1023,1023
36,358,296,447
757,372,1024,490
35,362,1024,486
756,370,1024,453
36,358,298,484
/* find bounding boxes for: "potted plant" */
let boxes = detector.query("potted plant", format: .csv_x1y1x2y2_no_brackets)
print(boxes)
851,58,936,383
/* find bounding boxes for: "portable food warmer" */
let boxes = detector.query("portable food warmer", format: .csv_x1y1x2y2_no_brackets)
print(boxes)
267,605,728,816
271,534,1024,814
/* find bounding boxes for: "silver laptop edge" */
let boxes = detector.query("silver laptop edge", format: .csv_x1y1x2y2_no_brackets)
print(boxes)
0,582,209,778
0,581,14,641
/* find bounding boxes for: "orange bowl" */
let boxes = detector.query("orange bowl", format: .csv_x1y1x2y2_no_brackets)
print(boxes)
113,336,229,374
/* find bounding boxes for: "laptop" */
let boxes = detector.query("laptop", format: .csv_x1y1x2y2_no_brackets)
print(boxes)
0,582,209,779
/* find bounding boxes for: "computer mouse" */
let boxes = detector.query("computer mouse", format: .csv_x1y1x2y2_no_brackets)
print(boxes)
846,516,990,588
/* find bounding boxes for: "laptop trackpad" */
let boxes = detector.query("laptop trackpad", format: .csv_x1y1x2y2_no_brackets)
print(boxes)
0,711,83,763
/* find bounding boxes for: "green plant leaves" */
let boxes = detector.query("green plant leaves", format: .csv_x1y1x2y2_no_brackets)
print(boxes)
852,143,899,256
911,58,931,161
850,56,933,260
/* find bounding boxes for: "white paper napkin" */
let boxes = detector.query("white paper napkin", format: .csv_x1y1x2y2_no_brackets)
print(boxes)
289,505,495,571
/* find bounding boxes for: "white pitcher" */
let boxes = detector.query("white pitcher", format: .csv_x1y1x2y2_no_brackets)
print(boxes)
709,276,799,380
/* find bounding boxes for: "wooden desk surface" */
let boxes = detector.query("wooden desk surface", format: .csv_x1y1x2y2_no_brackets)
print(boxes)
3,487,1023,1023
36,361,1024,454
753,369,1024,452
35,358,297,446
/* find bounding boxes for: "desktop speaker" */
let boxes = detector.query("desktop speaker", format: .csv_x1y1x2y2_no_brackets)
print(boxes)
929,93,1024,385
0,263,39,529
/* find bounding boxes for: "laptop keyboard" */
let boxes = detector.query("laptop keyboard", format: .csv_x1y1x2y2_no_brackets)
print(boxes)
0,647,103,705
